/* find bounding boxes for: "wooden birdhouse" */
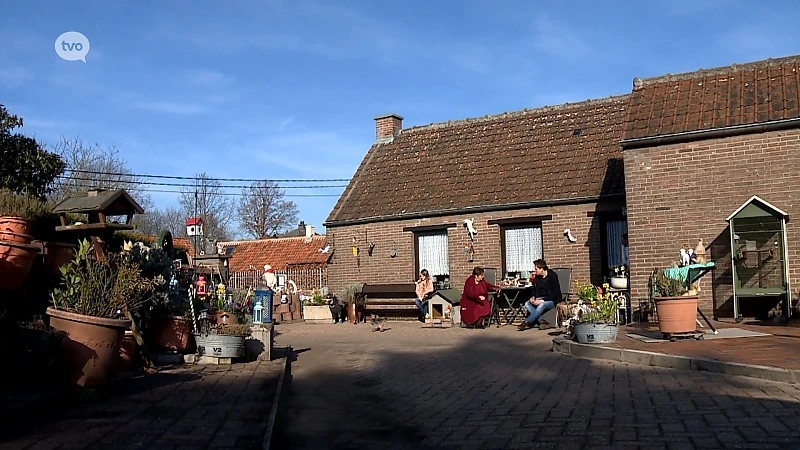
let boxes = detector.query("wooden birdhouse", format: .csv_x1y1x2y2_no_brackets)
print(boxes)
186,217,204,237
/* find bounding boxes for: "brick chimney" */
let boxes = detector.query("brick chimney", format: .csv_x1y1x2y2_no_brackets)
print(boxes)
374,113,403,143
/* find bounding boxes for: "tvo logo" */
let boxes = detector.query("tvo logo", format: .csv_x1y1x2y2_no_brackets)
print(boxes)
55,31,90,62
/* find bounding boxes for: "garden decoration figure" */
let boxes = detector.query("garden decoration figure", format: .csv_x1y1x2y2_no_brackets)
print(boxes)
196,275,208,298
263,264,277,290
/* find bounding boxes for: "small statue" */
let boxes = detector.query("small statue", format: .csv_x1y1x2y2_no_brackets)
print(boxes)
263,264,277,290
695,239,707,264
680,248,690,266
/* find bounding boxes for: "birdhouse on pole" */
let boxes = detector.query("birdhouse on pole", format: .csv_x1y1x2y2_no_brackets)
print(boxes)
186,217,204,237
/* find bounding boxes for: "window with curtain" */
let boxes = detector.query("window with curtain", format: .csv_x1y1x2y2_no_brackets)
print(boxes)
417,231,449,279
503,225,543,274
605,219,628,269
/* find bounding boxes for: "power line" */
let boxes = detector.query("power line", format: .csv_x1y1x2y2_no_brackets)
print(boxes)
57,176,347,189
64,168,351,183
60,183,340,198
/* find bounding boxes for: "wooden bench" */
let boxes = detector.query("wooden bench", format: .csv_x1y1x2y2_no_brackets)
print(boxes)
359,283,420,318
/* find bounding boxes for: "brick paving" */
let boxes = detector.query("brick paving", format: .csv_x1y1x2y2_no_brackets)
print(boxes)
272,322,800,449
0,359,285,450
617,321,800,371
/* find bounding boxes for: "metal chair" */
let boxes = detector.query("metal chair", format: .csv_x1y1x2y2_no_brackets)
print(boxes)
540,267,572,329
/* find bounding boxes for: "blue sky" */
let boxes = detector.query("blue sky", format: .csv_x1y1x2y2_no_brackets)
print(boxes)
2,0,799,235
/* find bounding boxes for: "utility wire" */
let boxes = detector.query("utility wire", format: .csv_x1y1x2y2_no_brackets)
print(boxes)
60,183,340,198
57,176,347,189
63,168,350,183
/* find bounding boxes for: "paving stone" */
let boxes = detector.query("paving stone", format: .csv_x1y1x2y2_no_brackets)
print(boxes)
2,359,284,449
269,322,800,449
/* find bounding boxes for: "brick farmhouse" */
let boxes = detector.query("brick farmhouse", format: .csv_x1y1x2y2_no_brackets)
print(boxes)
324,53,800,321
324,96,631,301
622,55,800,319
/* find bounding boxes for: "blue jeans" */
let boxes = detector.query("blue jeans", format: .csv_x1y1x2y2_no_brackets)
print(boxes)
525,300,555,325
414,297,427,315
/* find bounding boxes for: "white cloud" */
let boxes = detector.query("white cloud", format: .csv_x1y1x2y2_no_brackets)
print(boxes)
132,101,207,115
0,67,31,87
185,69,236,87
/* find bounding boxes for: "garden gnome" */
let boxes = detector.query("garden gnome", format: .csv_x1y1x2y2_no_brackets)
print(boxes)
196,275,208,298
694,239,707,264
263,264,277,290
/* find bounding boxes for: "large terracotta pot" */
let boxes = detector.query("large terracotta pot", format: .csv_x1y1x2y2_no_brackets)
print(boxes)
45,242,77,279
150,315,194,353
347,303,363,324
0,230,33,245
46,307,131,388
654,296,699,334
0,216,33,236
0,240,39,291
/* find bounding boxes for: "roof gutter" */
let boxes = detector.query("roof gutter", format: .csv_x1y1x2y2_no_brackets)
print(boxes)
620,117,800,150
323,192,624,227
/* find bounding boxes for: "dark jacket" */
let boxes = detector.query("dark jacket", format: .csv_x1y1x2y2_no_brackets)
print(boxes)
533,270,562,304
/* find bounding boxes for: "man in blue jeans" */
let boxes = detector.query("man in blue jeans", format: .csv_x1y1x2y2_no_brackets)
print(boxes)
517,259,562,331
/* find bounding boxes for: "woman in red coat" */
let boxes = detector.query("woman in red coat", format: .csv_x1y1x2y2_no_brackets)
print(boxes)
460,266,498,328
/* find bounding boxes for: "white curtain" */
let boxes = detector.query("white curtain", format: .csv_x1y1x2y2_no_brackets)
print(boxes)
504,226,543,272
605,220,628,268
418,232,449,277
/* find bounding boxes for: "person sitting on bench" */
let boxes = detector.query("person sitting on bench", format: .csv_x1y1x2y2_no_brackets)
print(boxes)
518,259,561,331
414,269,435,317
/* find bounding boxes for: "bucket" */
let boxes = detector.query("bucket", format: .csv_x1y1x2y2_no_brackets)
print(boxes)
194,333,245,358
574,323,619,344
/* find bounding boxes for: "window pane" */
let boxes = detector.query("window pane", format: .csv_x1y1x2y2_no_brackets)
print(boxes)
504,226,542,272
418,232,449,277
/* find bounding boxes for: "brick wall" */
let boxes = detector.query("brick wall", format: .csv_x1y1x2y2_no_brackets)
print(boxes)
326,200,624,300
624,128,800,318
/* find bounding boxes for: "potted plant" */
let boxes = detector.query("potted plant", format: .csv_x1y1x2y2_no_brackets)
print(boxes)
194,322,251,359
650,268,698,335
610,265,628,289
341,283,364,324
573,281,620,344
211,282,245,325
47,238,155,388
302,289,333,323
0,189,50,243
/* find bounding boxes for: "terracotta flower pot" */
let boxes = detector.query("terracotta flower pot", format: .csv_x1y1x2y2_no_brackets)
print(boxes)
0,230,33,245
0,216,33,236
347,303,363,324
46,307,131,388
44,242,77,279
654,296,700,334
151,315,194,353
0,240,39,291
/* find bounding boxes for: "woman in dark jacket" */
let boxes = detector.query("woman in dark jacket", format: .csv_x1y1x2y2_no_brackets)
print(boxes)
460,266,498,328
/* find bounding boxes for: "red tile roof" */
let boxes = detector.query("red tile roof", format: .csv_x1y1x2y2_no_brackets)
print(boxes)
325,95,630,225
219,235,329,272
186,217,203,226
623,54,800,143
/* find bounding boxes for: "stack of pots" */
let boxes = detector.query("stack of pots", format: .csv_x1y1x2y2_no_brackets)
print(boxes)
0,216,39,291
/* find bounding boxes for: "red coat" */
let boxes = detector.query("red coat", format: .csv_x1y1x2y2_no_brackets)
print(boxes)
460,275,498,326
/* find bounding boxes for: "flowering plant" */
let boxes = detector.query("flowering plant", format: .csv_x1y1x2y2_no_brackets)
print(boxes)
574,279,598,301
581,283,620,324
612,264,627,278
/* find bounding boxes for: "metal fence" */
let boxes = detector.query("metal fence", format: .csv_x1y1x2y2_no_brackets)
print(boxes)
228,263,327,293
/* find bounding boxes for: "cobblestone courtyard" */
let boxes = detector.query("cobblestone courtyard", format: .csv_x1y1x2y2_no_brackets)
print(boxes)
272,322,800,449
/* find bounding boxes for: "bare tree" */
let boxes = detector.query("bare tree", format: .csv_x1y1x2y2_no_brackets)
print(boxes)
178,172,234,240
47,135,154,215
237,180,299,239
133,206,189,237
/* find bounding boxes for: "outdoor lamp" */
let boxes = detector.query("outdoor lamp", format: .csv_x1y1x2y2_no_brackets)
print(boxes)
253,295,264,324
